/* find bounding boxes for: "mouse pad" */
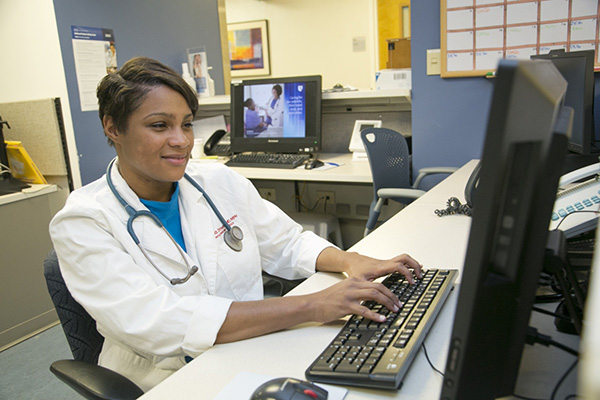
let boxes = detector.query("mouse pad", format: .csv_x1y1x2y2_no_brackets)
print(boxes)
214,371,348,400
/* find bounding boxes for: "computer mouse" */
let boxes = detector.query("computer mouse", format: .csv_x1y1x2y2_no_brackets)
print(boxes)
305,159,324,170
250,377,328,400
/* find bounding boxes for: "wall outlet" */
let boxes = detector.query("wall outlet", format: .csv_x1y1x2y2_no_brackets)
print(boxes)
317,191,336,205
258,188,277,201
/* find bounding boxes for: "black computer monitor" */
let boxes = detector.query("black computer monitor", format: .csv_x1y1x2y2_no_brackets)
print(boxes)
440,59,571,400
532,49,596,154
230,75,322,154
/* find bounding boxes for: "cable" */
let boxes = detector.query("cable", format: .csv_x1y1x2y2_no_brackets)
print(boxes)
554,209,600,231
421,342,444,377
434,197,472,217
550,360,578,400
531,306,572,322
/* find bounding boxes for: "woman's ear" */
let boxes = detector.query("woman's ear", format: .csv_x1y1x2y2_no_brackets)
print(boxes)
103,115,120,144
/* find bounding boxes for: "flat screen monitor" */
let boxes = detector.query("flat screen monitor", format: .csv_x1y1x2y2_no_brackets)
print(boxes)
230,75,322,154
532,49,596,154
440,59,570,400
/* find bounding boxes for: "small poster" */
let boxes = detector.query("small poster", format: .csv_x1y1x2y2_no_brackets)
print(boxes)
71,26,117,112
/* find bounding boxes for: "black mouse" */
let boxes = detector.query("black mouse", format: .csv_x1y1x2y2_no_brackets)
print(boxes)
250,377,328,400
305,159,324,170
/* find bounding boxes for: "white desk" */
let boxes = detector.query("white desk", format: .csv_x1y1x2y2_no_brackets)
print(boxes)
191,153,373,183
140,159,578,399
140,161,477,400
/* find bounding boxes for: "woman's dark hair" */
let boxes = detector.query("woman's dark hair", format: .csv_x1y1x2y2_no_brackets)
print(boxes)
97,57,199,146
272,84,282,96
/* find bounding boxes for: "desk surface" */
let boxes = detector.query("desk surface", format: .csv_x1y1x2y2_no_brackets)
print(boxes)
0,184,57,206
190,153,373,183
140,161,477,400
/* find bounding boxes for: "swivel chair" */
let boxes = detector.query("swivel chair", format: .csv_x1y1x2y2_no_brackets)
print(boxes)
43,249,144,400
360,128,458,236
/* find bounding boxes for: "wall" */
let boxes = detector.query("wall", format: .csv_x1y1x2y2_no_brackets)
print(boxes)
225,0,378,90
53,0,225,185
411,0,600,191
0,0,81,188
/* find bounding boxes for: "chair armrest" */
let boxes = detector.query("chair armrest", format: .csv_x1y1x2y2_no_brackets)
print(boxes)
377,188,426,200
50,360,144,400
413,167,459,188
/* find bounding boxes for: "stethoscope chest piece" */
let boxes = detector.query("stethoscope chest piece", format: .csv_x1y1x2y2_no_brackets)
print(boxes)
224,225,243,252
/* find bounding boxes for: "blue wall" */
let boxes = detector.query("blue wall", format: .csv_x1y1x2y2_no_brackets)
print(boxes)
411,0,600,189
53,0,224,185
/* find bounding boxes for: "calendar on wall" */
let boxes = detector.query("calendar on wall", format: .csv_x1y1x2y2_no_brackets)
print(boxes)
441,0,600,77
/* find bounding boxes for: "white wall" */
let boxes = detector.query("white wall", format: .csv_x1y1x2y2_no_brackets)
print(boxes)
0,0,81,188
225,0,378,90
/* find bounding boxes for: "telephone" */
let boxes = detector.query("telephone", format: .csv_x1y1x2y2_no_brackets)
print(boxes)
464,161,600,238
550,162,600,238
204,129,231,156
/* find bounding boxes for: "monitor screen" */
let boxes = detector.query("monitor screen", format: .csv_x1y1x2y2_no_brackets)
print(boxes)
440,59,570,400
230,75,322,154
532,49,595,154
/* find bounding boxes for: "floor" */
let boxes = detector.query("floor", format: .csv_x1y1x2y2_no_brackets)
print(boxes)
0,324,80,400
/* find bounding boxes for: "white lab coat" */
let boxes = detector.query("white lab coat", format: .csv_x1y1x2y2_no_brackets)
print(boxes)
265,96,284,127
49,161,332,391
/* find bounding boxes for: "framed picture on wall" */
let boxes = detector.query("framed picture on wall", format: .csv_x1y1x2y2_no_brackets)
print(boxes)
227,19,271,77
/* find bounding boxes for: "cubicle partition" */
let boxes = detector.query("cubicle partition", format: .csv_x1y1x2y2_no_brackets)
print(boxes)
0,98,71,351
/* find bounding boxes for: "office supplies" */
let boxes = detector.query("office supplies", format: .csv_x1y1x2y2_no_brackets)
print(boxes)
441,59,571,400
305,268,458,389
225,153,310,169
5,140,47,184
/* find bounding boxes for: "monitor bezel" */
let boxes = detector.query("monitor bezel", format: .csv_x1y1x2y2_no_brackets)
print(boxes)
532,49,596,154
229,75,322,154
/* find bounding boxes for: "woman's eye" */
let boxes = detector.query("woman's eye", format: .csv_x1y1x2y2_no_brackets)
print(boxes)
150,122,167,129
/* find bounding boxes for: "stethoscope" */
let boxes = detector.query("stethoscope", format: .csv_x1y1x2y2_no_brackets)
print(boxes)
106,158,244,285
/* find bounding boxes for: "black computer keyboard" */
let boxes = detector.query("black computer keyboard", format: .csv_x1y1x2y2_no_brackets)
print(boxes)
225,153,310,169
305,269,459,390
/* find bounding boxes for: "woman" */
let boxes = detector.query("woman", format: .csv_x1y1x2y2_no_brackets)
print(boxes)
263,84,284,127
50,57,422,391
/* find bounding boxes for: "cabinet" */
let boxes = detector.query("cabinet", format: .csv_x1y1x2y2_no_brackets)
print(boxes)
0,185,68,351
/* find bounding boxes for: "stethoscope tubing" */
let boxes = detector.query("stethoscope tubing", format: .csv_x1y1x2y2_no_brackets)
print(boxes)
105,158,243,284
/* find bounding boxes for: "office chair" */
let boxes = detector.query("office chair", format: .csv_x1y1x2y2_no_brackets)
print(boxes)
361,128,458,236
43,249,144,400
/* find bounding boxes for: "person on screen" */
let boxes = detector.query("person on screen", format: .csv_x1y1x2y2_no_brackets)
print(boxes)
243,98,267,135
263,84,284,127
49,56,423,392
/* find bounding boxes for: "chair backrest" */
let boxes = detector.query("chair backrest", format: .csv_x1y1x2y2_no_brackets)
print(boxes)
360,127,412,195
44,249,104,364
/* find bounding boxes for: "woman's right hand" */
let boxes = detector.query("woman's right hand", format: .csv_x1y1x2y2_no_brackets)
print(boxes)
306,277,401,324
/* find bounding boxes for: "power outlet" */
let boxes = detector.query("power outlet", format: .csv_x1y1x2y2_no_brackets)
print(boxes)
317,191,336,205
258,188,277,201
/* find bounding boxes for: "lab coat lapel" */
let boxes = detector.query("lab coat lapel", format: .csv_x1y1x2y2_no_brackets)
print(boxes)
179,176,219,294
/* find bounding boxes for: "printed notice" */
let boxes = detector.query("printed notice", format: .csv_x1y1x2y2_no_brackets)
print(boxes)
71,26,117,112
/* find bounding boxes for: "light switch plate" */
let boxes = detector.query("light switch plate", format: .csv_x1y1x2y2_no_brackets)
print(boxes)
427,49,441,75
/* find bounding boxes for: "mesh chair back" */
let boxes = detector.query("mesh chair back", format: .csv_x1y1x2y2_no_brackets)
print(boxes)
361,128,412,196
44,249,104,364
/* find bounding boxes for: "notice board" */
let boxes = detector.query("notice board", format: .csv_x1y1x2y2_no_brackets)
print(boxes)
441,0,600,77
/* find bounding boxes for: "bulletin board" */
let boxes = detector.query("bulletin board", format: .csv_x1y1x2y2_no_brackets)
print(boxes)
441,0,600,77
